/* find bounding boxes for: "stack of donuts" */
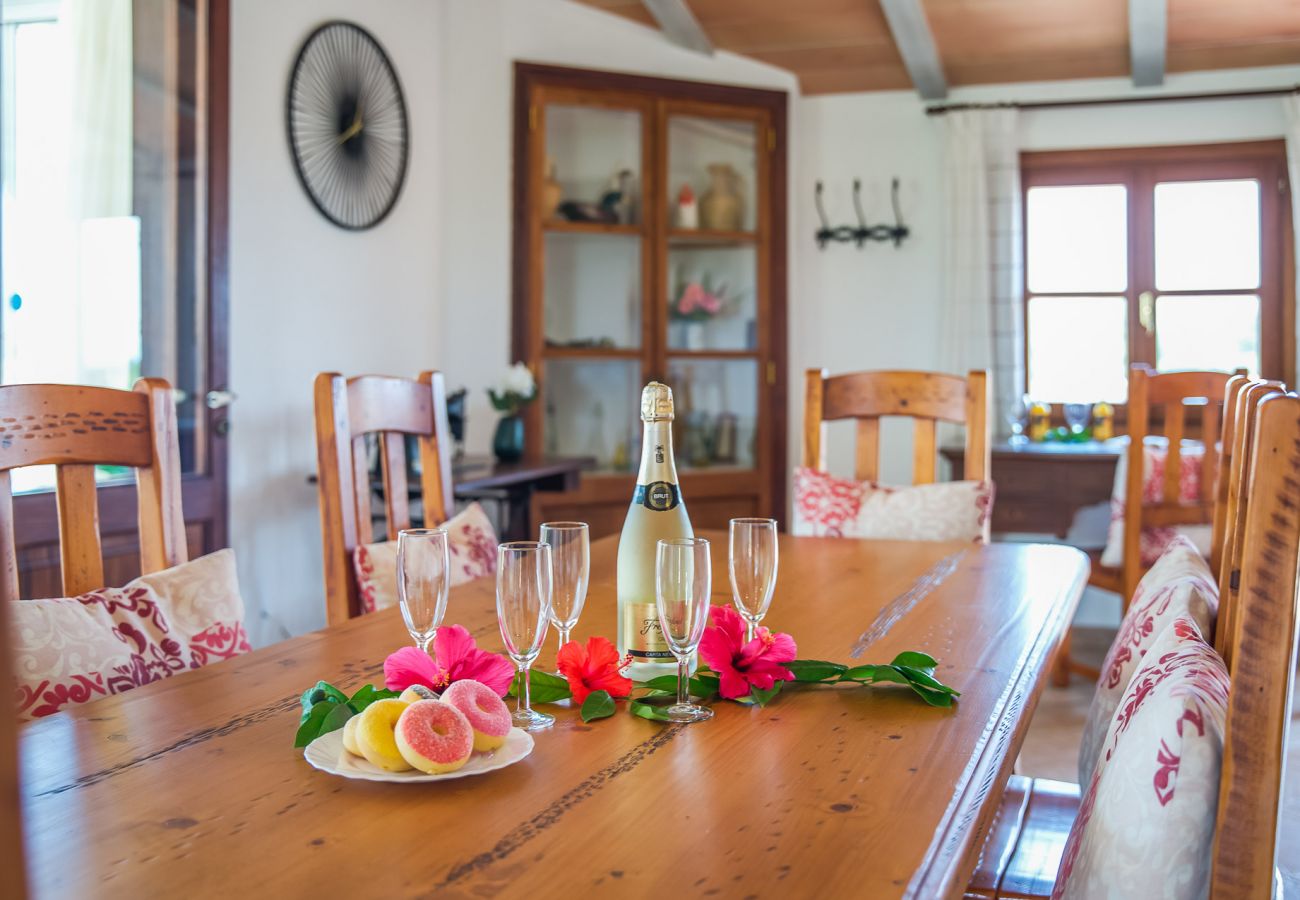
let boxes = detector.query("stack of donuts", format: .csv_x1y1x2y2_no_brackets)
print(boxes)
341,679,513,774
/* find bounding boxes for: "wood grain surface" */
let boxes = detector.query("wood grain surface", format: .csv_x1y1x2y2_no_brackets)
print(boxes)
18,533,1086,899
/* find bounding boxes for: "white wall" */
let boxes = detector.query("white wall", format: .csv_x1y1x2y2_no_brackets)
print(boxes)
229,0,444,645
795,65,1300,625
228,0,797,644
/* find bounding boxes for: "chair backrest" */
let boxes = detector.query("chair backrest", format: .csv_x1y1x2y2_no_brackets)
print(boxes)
1118,366,1239,602
1214,380,1285,664
803,369,990,484
314,371,456,625
1211,391,1300,897
1209,374,1251,574
0,379,185,601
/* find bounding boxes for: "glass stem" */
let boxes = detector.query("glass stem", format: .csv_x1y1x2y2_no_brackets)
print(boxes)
418,634,433,654
677,656,689,708
745,620,756,644
558,626,571,651
520,663,532,714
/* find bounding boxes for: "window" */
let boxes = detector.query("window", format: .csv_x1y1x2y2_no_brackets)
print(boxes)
1022,142,1290,403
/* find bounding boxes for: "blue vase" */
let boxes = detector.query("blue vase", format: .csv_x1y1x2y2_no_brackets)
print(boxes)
493,415,525,463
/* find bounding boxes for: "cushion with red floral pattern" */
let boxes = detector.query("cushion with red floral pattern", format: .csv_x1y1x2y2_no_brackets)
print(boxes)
791,466,993,543
14,549,251,720
1077,535,1218,788
1054,615,1228,900
352,501,498,614
1100,437,1212,568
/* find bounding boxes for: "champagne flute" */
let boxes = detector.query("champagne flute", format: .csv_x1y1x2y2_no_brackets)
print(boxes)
396,528,450,652
655,538,714,724
540,522,589,668
496,541,555,731
728,518,778,643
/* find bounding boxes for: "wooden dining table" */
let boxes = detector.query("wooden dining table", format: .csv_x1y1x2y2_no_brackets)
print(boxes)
18,533,1088,899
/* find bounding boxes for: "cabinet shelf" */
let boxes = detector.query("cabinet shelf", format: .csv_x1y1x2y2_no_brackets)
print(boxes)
543,220,643,237
667,228,758,247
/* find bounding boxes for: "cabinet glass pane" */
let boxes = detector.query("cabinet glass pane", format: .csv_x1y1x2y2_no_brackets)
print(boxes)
1027,296,1128,402
666,358,758,471
543,359,641,473
544,105,641,226
667,116,757,234
1156,295,1259,375
1154,180,1260,291
667,243,756,351
545,232,640,349
1027,185,1127,294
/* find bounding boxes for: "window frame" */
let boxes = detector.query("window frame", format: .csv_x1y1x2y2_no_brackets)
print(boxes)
1020,140,1293,403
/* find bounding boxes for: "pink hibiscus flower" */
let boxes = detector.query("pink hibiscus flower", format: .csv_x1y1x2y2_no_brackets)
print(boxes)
384,625,515,697
698,605,797,699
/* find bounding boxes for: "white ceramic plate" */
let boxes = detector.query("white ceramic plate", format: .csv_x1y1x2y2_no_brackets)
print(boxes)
304,726,534,783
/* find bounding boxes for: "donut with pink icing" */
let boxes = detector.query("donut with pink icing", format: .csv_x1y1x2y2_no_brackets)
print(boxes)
441,679,513,751
394,700,473,774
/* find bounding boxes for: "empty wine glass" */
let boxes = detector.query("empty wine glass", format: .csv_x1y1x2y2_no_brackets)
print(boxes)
496,541,555,731
540,522,589,670
655,538,714,724
1064,402,1091,435
396,528,450,652
1006,394,1030,445
729,518,778,643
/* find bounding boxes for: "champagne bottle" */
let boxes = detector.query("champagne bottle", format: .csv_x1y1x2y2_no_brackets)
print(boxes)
617,381,694,681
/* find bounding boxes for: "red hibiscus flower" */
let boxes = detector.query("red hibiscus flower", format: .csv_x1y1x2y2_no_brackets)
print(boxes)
384,625,516,697
699,605,797,699
557,636,633,705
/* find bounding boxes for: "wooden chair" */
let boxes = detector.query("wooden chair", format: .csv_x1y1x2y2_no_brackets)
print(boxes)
0,379,186,602
969,391,1300,899
313,371,456,625
1208,373,1251,573
803,369,990,483
0,587,27,898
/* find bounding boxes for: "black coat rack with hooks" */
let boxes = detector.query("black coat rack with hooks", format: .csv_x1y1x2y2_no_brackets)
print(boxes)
814,178,910,249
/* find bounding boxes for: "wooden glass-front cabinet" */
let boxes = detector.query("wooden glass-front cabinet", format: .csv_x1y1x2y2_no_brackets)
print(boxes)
512,64,788,538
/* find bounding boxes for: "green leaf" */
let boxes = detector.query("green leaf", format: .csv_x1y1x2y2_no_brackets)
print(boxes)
692,674,721,697
629,698,673,722
320,702,354,736
909,686,956,708
299,680,348,722
748,682,783,707
641,675,680,693
894,665,960,696
507,669,572,704
294,701,335,748
640,673,720,699
787,659,847,683
890,651,938,672
580,690,617,723
347,684,398,713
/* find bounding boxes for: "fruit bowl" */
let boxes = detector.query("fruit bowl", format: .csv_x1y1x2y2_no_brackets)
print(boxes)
304,726,534,783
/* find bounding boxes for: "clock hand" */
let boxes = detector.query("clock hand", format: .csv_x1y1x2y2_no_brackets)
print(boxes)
335,103,364,146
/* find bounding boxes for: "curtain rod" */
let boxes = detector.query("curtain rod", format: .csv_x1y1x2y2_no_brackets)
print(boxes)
924,85,1299,116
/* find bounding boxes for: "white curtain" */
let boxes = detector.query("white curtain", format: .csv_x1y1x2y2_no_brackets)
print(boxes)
1283,95,1300,388
940,108,1025,436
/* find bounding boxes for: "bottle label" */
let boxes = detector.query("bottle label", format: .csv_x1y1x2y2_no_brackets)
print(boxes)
633,481,680,511
622,602,674,659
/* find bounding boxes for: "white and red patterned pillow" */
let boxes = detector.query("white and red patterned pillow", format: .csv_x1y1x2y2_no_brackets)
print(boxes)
353,501,498,614
13,549,251,720
1055,615,1228,899
1078,535,1218,787
1100,437,1212,568
791,466,993,543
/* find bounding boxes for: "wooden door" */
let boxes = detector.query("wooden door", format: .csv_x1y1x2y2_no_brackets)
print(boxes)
1,0,229,597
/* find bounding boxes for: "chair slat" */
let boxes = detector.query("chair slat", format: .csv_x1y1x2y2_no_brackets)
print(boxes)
55,464,104,596
0,472,17,603
1199,401,1220,506
418,371,455,526
1162,402,1185,504
351,435,374,546
854,419,880,482
1210,375,1249,572
802,369,826,473
913,418,937,484
380,432,410,540
134,378,187,574
1211,392,1300,898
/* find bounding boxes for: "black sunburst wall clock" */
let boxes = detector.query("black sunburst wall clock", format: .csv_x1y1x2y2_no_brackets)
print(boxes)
286,21,409,230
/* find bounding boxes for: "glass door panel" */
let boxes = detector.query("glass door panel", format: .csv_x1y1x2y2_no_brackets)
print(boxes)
666,357,758,471
1026,184,1128,294
545,105,642,226
1155,295,1260,374
1154,180,1260,291
544,231,641,349
1027,296,1129,402
666,115,757,234
542,359,642,474
666,243,756,352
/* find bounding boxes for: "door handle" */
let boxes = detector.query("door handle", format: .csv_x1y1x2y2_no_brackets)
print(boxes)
1138,291,1155,336
205,389,238,410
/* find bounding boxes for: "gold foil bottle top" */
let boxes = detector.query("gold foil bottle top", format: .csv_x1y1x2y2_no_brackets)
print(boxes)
640,381,674,422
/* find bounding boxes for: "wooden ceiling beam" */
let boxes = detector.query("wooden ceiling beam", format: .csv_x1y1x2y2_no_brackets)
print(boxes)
1128,0,1167,86
641,0,714,56
878,0,948,100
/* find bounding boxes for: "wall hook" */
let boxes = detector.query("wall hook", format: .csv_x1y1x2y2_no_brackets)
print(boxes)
813,178,910,250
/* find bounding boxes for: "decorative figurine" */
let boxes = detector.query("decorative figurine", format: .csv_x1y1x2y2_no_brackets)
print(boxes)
676,183,698,230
